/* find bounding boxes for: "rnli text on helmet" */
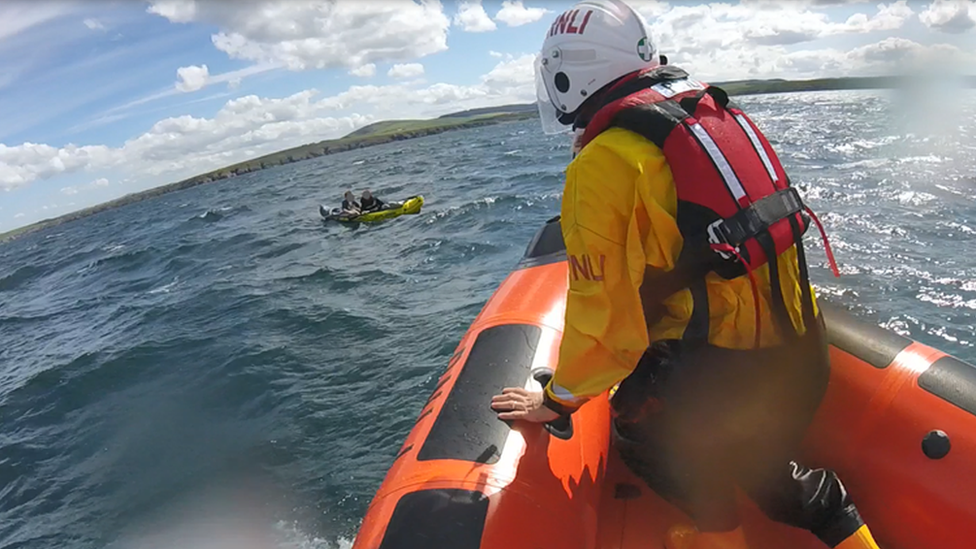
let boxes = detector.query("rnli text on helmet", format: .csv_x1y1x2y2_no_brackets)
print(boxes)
548,9,593,37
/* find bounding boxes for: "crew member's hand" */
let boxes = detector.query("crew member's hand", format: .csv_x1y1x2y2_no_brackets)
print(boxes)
491,387,560,423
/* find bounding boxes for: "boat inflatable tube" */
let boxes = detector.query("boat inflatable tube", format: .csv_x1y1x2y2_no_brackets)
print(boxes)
320,195,424,223
353,215,976,549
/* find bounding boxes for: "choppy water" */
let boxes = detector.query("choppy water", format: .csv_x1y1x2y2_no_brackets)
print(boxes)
1,89,974,549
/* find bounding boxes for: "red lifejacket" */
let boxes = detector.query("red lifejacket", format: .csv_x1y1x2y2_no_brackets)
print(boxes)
578,66,839,347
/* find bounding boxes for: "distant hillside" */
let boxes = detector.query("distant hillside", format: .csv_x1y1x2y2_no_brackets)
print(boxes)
342,105,538,138
5,73,975,243
344,112,515,139
719,75,896,96
1,110,534,243
717,74,976,96
438,103,538,119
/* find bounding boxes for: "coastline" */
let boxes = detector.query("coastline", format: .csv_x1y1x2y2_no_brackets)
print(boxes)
1,111,534,243
4,74,974,243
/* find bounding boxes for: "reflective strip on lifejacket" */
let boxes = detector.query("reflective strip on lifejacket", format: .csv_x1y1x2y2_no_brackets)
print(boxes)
687,122,748,203
733,113,779,184
650,78,705,98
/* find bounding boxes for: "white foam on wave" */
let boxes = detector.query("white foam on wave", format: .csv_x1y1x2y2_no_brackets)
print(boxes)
896,191,937,205
879,316,913,337
107,480,358,549
148,277,181,295
917,290,976,311
897,154,946,165
834,158,890,169
110,517,354,549
273,520,355,549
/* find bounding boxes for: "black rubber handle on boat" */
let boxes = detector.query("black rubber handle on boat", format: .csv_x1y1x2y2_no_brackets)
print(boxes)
532,369,574,440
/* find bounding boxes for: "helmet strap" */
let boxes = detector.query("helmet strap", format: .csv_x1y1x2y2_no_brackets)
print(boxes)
572,71,641,130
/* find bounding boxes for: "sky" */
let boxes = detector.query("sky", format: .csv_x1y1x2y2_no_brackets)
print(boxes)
1,0,974,232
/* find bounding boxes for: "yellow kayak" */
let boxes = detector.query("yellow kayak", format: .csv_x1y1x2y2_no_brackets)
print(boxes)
320,195,424,223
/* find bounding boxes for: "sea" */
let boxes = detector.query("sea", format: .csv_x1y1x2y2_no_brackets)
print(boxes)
1,88,974,549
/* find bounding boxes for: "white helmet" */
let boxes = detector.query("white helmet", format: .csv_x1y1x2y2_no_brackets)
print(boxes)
534,0,659,135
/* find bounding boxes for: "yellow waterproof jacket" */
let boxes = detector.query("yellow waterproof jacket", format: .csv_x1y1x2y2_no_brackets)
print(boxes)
543,127,819,414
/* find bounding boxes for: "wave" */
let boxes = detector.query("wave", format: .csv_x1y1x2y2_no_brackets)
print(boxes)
0,264,49,292
186,205,253,224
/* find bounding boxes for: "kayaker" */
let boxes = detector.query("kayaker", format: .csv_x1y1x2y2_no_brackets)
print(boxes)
360,190,386,213
340,191,361,216
490,2,881,549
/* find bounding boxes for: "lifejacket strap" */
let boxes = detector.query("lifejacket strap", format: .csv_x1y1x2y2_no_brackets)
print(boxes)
682,278,711,345
757,230,799,344
790,215,819,334
677,85,731,116
803,206,841,277
717,187,807,247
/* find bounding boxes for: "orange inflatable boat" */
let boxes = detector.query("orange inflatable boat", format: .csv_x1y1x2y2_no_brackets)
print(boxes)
352,216,976,549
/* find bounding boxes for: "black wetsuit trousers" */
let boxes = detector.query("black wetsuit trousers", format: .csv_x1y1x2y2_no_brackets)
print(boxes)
611,325,865,547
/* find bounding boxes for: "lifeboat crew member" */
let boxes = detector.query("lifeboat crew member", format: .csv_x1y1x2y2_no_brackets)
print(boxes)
490,2,881,549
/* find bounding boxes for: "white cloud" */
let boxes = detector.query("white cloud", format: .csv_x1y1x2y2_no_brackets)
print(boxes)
388,63,425,79
480,53,535,91
843,0,916,32
495,1,548,27
214,64,278,87
455,0,497,32
176,64,210,92
83,18,105,31
919,0,976,33
634,0,923,79
853,37,921,62
847,36,974,69
200,64,278,91
147,1,451,72
60,177,110,196
146,0,196,24
765,38,976,80
118,91,373,177
319,53,537,118
0,2,76,41
0,143,121,191
642,1,915,55
489,50,504,58
14,213,25,219
742,0,872,6
70,64,278,133
76,65,278,133
3,89,365,190
0,54,543,193
627,0,672,18
350,63,377,77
